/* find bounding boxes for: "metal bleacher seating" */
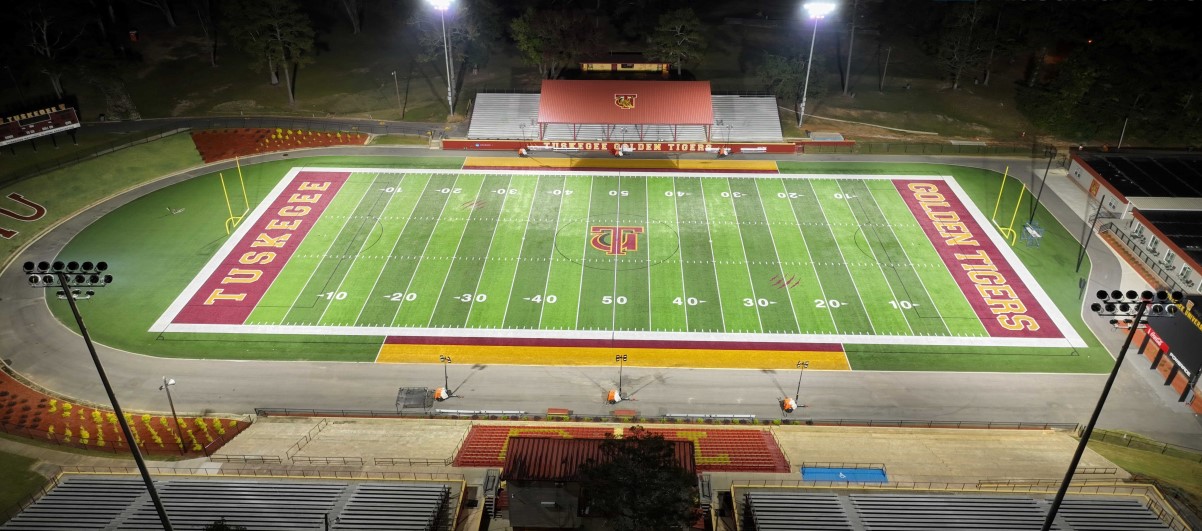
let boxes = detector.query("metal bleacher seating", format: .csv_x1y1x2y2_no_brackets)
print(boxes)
1,476,451,531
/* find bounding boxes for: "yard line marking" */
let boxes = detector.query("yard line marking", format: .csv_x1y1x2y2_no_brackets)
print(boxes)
610,173,621,331
695,179,729,333
495,174,541,326
835,180,914,335
807,179,878,335
720,179,765,332
859,182,952,336
384,173,463,326
643,176,653,330
536,176,568,328
427,175,494,328
463,174,517,324
316,173,409,325
573,175,597,330
670,177,691,331
750,179,801,333
281,172,384,323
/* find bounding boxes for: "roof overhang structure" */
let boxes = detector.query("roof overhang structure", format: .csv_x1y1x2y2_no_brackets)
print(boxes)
536,80,715,142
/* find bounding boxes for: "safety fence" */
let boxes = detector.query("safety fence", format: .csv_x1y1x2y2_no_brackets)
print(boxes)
799,140,1056,157
0,127,187,186
1090,428,1202,463
284,418,330,460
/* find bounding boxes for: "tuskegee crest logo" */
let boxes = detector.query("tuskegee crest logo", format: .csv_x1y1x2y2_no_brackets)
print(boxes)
614,94,637,110
590,225,644,255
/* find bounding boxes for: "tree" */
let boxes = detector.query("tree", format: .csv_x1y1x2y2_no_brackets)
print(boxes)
509,8,602,79
224,0,315,104
935,0,986,90
338,0,363,34
22,1,85,99
202,519,247,531
753,49,822,106
647,8,706,77
192,0,218,67
577,427,698,531
135,0,177,28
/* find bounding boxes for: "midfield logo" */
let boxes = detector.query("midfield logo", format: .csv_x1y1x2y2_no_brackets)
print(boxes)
590,225,644,256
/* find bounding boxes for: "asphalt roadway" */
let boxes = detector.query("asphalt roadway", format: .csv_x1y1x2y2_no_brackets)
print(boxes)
3,144,1200,447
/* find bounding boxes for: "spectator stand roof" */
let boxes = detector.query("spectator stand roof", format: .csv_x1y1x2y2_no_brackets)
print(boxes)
1134,209,1202,267
1077,151,1202,202
536,80,715,142
501,436,696,482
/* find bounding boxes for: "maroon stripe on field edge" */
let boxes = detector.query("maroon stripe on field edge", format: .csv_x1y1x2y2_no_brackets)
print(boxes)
384,335,843,351
464,165,778,173
892,180,1060,339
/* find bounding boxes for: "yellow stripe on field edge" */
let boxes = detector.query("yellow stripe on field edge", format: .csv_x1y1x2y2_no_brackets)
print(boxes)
377,343,849,370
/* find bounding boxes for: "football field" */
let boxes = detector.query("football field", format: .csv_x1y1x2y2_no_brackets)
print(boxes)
153,168,1082,348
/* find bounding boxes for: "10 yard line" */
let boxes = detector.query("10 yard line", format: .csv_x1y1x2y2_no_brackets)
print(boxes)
836,180,914,335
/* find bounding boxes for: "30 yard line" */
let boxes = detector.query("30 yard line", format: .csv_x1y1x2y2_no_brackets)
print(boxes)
384,173,463,326
494,174,541,326
280,172,383,324
352,175,435,325
750,179,801,332
427,176,496,327
720,179,765,332
808,179,878,335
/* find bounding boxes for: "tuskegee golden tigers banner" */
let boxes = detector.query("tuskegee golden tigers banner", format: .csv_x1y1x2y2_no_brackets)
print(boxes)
614,94,637,110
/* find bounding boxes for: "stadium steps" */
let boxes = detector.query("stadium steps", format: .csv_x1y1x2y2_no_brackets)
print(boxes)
1099,231,1165,289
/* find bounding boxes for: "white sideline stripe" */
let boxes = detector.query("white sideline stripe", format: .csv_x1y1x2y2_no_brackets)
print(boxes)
152,168,1085,348
159,322,1082,348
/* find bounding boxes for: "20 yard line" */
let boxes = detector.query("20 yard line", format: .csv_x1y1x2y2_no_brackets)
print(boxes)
315,173,409,325
494,174,541,326
779,178,838,332
352,175,435,326
384,173,464,326
808,180,878,334
427,176,496,328
280,172,383,324
751,179,801,333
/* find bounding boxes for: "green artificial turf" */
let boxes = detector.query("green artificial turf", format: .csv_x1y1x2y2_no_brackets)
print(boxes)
49,156,1108,372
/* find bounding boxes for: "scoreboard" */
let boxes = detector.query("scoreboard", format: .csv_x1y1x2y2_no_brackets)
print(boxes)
0,104,81,148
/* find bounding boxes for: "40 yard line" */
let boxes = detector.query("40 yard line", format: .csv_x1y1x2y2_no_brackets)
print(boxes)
536,176,568,329
493,175,540,326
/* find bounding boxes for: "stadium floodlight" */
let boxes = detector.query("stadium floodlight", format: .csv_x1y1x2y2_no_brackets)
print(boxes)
426,0,456,115
609,355,628,404
798,1,837,127
23,260,175,530
1042,289,1179,530
783,360,810,413
435,355,453,401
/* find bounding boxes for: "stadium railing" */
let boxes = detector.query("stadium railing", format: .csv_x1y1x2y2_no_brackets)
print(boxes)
0,126,187,186
54,465,465,481
253,408,1079,432
1089,428,1202,463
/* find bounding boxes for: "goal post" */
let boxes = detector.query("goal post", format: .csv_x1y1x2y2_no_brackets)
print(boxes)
220,157,251,235
990,165,1026,246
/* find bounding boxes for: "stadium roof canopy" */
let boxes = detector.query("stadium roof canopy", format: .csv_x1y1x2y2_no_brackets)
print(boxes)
536,80,714,141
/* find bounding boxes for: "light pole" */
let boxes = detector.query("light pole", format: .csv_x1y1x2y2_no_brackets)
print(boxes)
1040,289,1179,531
435,355,453,401
390,70,404,119
783,360,810,413
799,1,837,128
1029,144,1056,225
23,260,175,531
608,354,628,404
427,0,455,115
159,377,184,454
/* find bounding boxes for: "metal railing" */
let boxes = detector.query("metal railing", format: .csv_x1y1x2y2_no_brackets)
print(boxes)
56,465,464,481
209,454,283,464
0,127,187,186
253,408,1078,432
798,141,1052,157
800,462,886,470
374,457,455,467
1090,429,1202,463
284,418,329,459
0,474,59,524
1100,223,1190,295
289,455,364,466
